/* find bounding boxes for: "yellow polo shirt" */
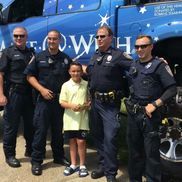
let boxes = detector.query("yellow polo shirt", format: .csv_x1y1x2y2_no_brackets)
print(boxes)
59,78,89,131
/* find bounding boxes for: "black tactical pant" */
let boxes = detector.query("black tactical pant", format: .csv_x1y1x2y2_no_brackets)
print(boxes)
90,98,120,178
31,98,64,164
3,91,34,158
127,109,162,182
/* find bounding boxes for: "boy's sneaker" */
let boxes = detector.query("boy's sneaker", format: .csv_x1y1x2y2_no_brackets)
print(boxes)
63,166,77,176
79,167,89,177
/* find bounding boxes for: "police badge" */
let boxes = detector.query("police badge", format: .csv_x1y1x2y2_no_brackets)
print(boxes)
145,62,152,69
48,58,54,64
107,55,112,62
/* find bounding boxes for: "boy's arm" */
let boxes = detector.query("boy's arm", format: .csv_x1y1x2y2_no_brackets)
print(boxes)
60,100,81,112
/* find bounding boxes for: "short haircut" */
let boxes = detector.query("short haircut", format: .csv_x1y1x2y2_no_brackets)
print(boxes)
69,61,83,70
48,29,61,39
136,35,153,44
97,25,113,37
13,26,27,34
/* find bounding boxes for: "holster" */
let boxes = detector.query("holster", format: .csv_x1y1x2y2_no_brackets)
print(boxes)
124,98,145,115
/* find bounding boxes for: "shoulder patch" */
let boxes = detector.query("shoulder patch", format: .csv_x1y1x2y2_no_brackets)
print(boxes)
165,65,174,77
123,52,132,60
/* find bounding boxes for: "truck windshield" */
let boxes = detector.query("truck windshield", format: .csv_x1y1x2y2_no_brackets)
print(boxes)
7,0,44,23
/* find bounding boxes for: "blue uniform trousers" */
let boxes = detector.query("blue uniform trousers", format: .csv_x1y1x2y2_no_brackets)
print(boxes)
91,98,120,178
127,110,161,182
31,97,64,164
3,91,34,158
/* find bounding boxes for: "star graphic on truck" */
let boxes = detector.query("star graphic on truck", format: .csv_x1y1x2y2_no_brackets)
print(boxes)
95,13,112,26
139,6,147,14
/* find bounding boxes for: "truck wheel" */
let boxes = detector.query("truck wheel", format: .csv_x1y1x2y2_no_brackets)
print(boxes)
160,117,182,180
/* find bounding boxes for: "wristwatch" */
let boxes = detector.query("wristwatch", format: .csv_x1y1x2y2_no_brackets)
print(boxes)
152,101,158,108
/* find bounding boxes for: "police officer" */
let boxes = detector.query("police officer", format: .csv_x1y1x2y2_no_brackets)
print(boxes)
0,27,35,167
24,30,71,175
126,35,177,182
86,26,132,182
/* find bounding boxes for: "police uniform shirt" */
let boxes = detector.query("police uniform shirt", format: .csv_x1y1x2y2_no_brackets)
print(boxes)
129,58,176,101
0,45,34,84
87,47,132,92
24,49,72,93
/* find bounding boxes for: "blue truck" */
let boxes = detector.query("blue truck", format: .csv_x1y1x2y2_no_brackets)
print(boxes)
0,0,182,180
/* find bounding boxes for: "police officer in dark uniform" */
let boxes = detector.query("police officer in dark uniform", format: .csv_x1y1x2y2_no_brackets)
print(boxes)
86,26,132,182
24,30,71,176
125,35,177,182
0,27,35,167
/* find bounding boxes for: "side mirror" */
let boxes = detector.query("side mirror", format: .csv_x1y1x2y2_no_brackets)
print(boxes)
0,3,5,24
0,3,3,11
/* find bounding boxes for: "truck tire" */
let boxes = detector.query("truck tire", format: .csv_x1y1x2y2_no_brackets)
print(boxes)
160,117,182,180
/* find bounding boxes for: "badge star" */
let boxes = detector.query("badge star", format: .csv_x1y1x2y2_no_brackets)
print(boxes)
139,6,147,14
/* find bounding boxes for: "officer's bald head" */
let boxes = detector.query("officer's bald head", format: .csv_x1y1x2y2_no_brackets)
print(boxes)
48,30,61,40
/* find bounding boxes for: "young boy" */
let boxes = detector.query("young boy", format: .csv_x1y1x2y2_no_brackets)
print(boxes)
59,62,90,177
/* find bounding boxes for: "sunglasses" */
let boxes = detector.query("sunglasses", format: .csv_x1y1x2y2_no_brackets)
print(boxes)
95,35,107,39
134,44,151,50
13,34,25,38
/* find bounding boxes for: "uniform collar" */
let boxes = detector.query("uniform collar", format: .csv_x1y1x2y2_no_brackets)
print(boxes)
96,46,113,55
45,49,61,58
13,45,28,52
139,57,154,64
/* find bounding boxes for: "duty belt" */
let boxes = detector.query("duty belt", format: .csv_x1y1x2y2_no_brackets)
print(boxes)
94,90,123,103
10,83,31,94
